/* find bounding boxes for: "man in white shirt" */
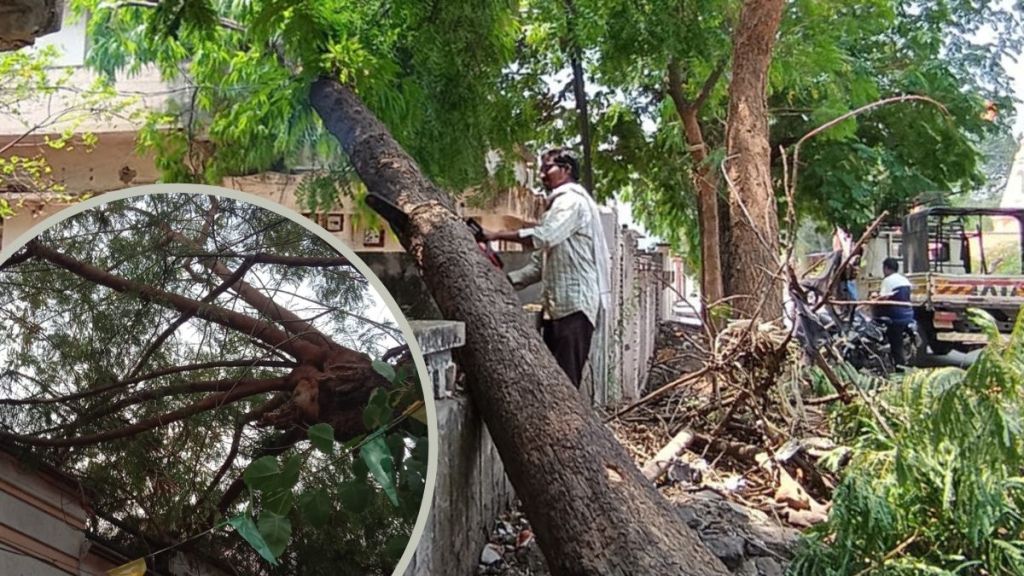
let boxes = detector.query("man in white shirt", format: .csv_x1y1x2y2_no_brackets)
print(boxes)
873,257,914,366
485,149,611,388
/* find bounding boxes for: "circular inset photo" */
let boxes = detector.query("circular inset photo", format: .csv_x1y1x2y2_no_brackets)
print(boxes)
0,187,434,576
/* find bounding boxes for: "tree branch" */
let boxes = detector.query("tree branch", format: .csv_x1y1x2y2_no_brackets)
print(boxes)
125,255,257,380
0,359,296,406
153,223,338,350
101,0,246,32
0,378,288,447
215,427,304,516
666,57,691,113
193,397,288,515
789,94,950,203
169,253,353,267
694,57,728,111
0,247,33,271
59,376,290,431
667,56,727,115
24,240,322,363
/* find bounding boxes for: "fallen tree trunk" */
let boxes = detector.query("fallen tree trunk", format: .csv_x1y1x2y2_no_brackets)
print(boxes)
310,78,729,575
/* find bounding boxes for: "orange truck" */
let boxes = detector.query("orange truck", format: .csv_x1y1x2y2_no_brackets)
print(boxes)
858,207,1024,355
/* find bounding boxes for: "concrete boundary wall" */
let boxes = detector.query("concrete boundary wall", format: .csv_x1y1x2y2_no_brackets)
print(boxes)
406,321,513,575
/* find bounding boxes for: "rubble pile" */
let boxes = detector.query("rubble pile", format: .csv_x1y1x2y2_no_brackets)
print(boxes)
477,507,546,575
479,315,852,574
476,495,799,576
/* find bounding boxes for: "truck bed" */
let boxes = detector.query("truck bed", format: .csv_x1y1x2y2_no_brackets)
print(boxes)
911,273,1024,308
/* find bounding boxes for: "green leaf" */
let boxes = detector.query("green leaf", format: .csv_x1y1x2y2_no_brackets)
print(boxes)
338,479,372,514
372,359,396,382
277,454,301,490
228,514,279,566
257,511,292,560
243,454,301,493
352,456,369,480
307,423,335,455
243,456,281,491
383,534,409,563
360,435,399,506
297,489,331,528
362,388,391,429
263,488,294,517
387,433,406,464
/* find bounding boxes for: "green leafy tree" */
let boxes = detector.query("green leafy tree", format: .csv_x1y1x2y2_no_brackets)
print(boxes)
0,45,137,217
76,0,527,192
792,310,1024,574
0,193,426,575
780,1,1022,230
523,0,1020,305
69,1,737,572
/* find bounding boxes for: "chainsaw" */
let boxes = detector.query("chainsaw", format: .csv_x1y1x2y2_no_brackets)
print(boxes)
363,192,504,270
465,218,504,270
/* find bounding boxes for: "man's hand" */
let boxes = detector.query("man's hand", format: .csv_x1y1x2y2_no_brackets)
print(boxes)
485,229,534,248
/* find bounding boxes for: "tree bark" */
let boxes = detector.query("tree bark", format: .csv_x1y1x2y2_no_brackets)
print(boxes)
723,0,785,319
310,77,728,576
666,61,725,320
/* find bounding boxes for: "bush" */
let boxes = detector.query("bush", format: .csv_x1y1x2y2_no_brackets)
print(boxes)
790,310,1024,575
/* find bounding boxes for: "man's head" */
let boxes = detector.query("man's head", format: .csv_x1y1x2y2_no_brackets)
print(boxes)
539,148,579,191
882,257,900,276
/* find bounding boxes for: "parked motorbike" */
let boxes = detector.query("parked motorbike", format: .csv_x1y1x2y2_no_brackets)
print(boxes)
792,251,921,375
838,311,920,374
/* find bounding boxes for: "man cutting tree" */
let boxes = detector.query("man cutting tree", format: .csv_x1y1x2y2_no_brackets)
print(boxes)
484,148,611,389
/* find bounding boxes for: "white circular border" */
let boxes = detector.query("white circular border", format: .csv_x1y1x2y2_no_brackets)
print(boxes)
0,184,439,576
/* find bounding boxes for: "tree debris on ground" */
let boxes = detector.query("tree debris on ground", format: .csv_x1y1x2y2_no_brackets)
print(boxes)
479,495,798,576
604,317,832,570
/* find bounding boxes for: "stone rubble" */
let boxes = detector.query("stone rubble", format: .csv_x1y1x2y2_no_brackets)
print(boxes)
476,494,799,576
476,506,546,575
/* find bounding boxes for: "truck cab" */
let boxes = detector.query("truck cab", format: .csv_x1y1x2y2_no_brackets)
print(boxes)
859,207,1024,354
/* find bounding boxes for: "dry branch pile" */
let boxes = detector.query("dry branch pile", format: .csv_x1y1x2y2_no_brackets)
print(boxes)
607,318,840,530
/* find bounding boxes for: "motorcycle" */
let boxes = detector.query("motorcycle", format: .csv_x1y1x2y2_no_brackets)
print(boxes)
793,251,921,375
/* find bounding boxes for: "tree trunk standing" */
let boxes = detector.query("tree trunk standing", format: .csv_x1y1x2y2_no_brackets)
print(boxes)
723,0,785,319
570,55,594,192
310,78,728,576
679,109,724,319
565,0,594,192
666,62,725,323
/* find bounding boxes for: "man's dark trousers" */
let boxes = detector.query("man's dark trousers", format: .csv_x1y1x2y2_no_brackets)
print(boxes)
542,311,594,388
882,318,911,367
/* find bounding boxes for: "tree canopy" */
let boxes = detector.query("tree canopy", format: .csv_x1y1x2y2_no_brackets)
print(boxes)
0,192,427,575
557,0,1022,251
56,0,1021,268
75,0,527,192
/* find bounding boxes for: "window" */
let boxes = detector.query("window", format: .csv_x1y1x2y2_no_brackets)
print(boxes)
324,214,343,232
362,227,385,248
